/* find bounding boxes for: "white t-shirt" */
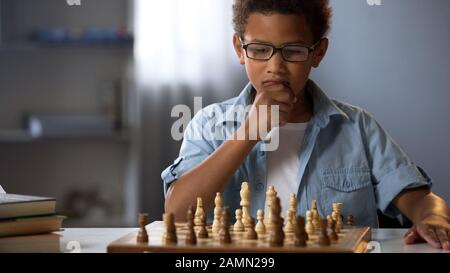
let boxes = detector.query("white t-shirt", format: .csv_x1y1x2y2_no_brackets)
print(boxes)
266,122,308,218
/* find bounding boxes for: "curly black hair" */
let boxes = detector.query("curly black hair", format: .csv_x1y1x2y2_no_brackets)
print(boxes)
232,0,332,43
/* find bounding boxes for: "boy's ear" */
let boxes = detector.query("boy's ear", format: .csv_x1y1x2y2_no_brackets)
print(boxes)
233,33,245,65
312,38,329,68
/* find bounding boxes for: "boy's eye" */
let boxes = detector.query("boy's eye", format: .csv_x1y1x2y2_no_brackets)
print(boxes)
283,47,307,57
247,45,271,56
254,47,269,52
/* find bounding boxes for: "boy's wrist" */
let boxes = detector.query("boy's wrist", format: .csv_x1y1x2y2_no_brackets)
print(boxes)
232,120,259,146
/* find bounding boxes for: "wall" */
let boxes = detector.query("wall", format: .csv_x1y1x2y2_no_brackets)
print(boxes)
0,0,135,227
312,0,450,200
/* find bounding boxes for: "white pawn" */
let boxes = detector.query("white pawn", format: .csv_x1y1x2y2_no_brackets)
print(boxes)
234,209,245,232
311,199,320,230
194,197,205,226
255,209,266,236
289,193,297,215
265,186,277,231
212,192,223,235
284,209,295,234
305,210,315,235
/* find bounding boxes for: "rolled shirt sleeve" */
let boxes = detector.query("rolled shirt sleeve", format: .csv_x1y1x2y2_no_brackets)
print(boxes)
161,108,215,197
361,110,432,218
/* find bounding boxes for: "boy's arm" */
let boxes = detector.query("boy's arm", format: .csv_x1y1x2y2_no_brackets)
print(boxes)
165,121,257,221
165,84,295,221
393,186,450,250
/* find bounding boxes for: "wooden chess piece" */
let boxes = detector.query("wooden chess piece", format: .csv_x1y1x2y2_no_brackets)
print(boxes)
317,219,331,246
311,199,320,230
198,214,209,239
269,197,284,247
284,209,295,234
347,215,354,226
331,210,340,233
255,209,266,236
305,210,315,235
332,203,343,232
212,192,223,235
162,212,177,245
219,207,232,244
234,209,245,232
185,206,197,245
327,214,333,228
244,216,258,240
240,182,252,229
289,193,297,216
194,197,205,226
294,216,307,247
136,213,149,243
329,219,338,241
265,186,277,231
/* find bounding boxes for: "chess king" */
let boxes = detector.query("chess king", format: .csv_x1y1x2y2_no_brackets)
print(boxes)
162,0,450,250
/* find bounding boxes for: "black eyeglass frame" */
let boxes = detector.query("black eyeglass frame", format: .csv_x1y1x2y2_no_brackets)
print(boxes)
239,37,323,63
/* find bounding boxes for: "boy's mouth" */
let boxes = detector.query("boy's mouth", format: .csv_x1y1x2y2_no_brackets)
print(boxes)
262,80,290,88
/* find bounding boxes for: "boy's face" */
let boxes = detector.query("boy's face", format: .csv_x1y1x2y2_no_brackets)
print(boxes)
233,13,328,98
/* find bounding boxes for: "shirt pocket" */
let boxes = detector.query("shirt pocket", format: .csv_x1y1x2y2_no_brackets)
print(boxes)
320,167,376,226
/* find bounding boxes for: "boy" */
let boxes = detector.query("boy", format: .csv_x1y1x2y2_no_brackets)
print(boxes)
162,0,449,249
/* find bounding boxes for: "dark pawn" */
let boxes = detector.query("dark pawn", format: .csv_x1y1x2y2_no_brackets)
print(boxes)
347,215,354,226
294,216,307,247
244,216,258,240
185,206,197,245
329,220,339,241
219,207,232,244
317,219,331,246
269,197,285,247
137,213,149,243
198,214,209,239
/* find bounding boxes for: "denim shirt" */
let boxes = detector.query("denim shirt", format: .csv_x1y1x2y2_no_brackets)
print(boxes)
161,80,432,227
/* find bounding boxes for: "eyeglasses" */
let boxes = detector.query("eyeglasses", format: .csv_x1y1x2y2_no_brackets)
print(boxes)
240,37,322,62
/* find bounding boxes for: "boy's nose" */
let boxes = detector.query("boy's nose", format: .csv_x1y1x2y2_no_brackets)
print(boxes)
266,51,287,74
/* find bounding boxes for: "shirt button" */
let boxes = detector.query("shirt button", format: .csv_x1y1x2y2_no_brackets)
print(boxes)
256,183,264,192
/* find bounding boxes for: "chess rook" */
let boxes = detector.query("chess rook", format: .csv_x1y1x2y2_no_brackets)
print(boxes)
136,213,149,243
162,213,177,245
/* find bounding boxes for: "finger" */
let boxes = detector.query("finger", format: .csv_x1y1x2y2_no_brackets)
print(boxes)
403,228,423,244
436,228,450,250
277,103,294,114
267,98,293,112
417,226,441,249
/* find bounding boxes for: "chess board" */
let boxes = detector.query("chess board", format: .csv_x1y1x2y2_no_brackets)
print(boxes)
107,221,371,253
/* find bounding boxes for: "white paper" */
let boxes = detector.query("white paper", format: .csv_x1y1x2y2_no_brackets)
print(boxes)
0,185,6,194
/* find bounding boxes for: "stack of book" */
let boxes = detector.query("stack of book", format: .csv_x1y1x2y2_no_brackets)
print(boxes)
0,193,65,253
